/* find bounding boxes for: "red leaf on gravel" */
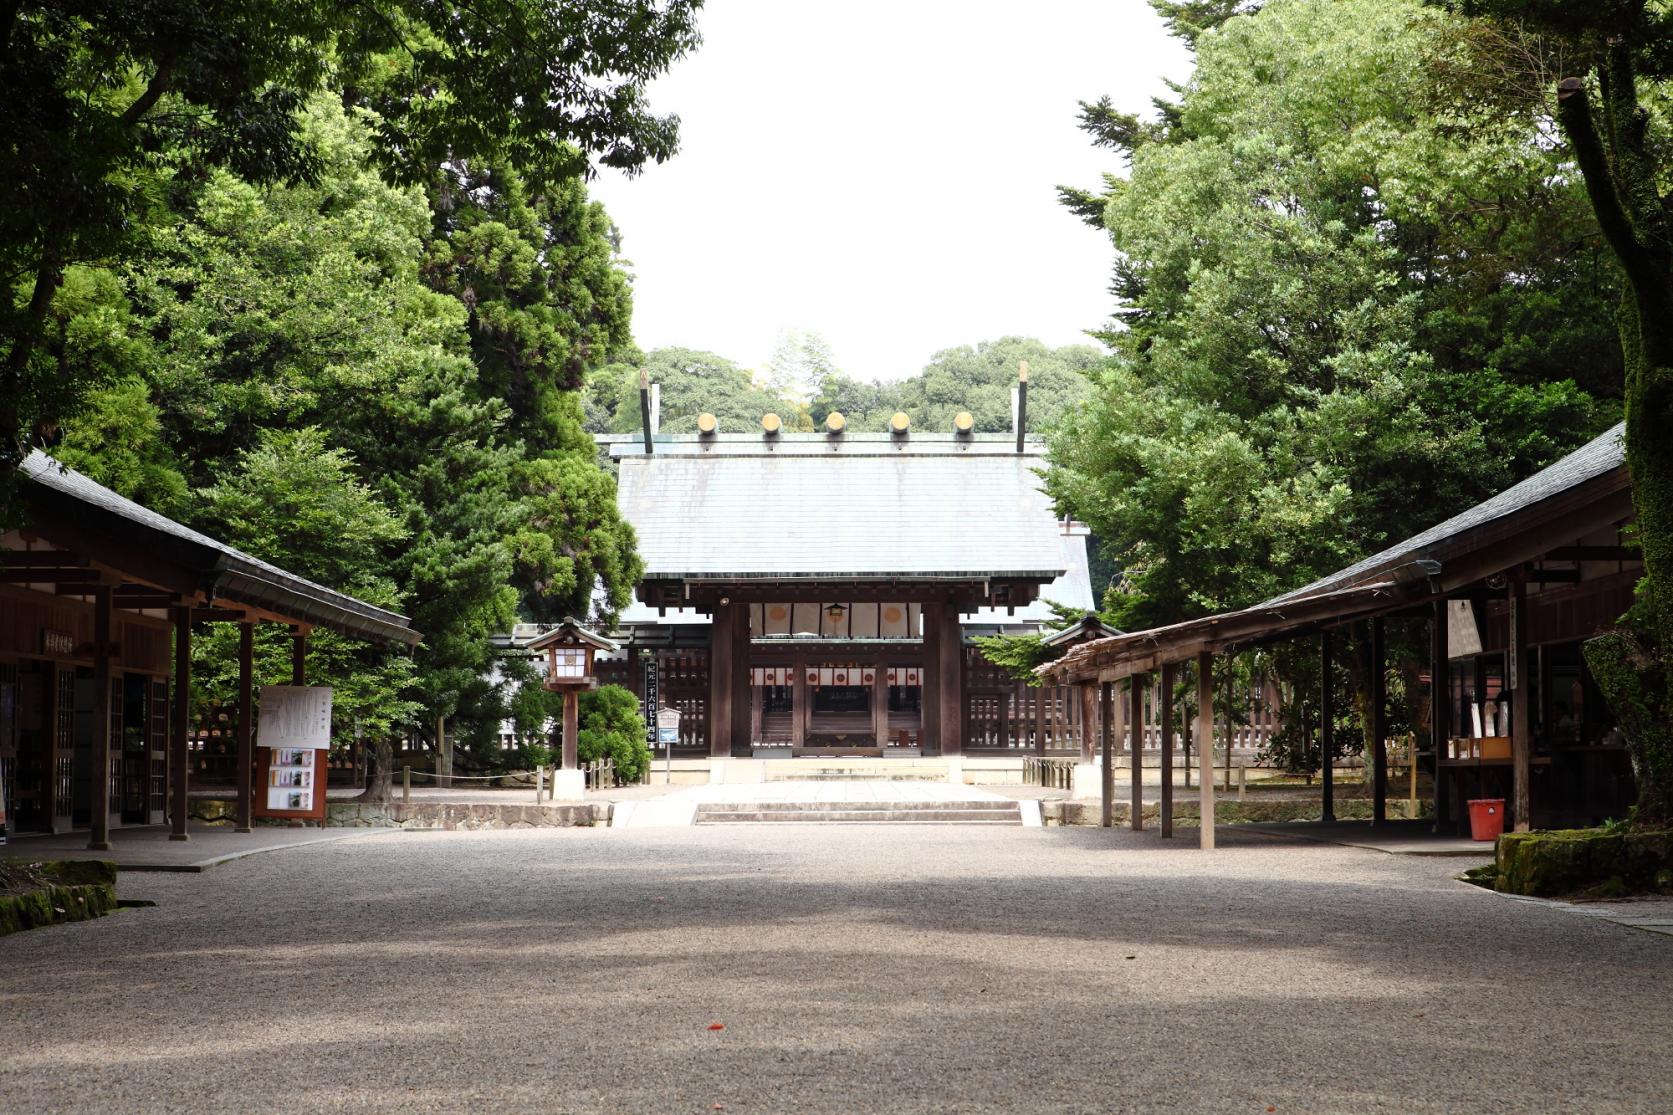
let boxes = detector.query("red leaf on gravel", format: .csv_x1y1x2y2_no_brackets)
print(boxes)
708,1023,725,1031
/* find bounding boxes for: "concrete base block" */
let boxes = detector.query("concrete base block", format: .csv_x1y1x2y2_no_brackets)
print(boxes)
550,769,585,801
1072,762,1103,800
944,756,965,785
714,759,766,784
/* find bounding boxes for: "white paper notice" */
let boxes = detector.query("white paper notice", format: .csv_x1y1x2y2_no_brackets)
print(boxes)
257,686,333,750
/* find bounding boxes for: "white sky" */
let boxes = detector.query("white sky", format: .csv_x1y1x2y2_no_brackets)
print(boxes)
589,1,1191,383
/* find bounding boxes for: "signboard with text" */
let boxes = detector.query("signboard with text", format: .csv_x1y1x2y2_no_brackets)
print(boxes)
257,685,333,750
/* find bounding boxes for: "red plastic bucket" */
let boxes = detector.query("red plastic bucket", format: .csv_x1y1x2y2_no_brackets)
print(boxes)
1467,798,1505,842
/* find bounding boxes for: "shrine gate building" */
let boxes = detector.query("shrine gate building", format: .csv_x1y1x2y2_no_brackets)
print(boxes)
596,424,1095,759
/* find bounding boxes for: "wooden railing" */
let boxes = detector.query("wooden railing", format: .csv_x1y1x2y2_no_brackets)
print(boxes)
1022,756,1077,789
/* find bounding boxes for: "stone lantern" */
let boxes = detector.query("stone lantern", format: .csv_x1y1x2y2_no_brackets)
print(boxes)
524,620,619,799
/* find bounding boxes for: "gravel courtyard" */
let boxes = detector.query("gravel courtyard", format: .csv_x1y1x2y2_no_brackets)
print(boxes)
2,825,1670,1114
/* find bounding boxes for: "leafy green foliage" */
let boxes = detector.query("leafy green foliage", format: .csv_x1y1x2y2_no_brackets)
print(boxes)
1438,0,1673,826
587,336,1099,437
577,685,651,782
1,0,702,477
1049,0,1618,634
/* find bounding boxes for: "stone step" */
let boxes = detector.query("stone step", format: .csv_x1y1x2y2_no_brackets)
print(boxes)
694,800,1023,825
768,772,947,782
696,808,1021,825
702,798,1019,812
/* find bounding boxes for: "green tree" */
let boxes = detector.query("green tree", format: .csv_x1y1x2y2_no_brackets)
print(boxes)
194,428,419,788
1440,0,1673,827
587,348,789,434
1,0,702,474
1049,0,1615,633
52,376,187,515
890,337,1099,435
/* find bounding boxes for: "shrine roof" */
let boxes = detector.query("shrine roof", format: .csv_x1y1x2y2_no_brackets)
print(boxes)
613,436,1070,582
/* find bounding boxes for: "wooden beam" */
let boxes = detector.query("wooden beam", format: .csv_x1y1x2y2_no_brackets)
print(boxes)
170,606,191,842
1160,662,1175,839
1545,545,1636,562
88,586,113,851
0,551,87,566
1196,652,1215,850
0,568,104,583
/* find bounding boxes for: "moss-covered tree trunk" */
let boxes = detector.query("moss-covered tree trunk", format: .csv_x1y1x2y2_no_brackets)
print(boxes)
1555,49,1673,828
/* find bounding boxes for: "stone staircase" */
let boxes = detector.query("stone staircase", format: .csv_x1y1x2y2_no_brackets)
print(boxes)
763,759,949,782
694,799,1022,825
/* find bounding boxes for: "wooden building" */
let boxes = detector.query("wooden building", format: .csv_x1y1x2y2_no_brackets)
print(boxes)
594,423,1097,758
1040,423,1639,847
0,453,420,846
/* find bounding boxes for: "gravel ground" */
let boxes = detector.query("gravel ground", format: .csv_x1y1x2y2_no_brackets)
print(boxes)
2,825,1669,1114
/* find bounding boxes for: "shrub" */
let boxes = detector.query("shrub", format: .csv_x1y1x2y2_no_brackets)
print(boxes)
577,684,650,782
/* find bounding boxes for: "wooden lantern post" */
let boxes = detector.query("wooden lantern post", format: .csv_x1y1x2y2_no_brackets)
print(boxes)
524,620,619,799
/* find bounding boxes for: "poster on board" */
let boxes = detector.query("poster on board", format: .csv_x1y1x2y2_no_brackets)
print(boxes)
257,686,333,750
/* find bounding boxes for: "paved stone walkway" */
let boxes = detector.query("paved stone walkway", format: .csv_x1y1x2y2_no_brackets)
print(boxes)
2,825,1669,1113
3,823,381,871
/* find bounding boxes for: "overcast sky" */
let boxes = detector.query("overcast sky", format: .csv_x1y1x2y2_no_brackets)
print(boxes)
588,1,1191,383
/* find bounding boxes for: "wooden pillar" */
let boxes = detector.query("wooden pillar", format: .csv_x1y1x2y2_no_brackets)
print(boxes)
754,678,767,747
1079,683,1097,764
931,602,962,756
1112,674,1127,756
1130,673,1146,832
290,626,307,685
730,606,750,756
1371,618,1388,826
921,603,940,754
1160,661,1175,838
1510,579,1532,832
709,601,735,758
561,689,579,770
436,714,451,789
871,660,888,748
1099,680,1113,828
1431,600,1450,831
792,649,808,749
235,622,255,832
170,606,191,841
1196,652,1215,851
88,585,113,851
1320,630,1336,823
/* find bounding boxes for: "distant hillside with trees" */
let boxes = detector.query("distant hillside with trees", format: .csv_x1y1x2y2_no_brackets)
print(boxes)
587,335,1100,437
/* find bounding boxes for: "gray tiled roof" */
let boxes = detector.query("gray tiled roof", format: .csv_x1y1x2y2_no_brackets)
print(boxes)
1267,423,1626,605
616,452,1068,581
20,452,420,645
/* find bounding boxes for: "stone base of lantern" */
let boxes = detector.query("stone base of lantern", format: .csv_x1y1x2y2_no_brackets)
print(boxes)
549,768,586,802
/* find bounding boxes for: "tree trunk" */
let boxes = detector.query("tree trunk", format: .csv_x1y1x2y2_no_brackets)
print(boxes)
357,736,393,805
